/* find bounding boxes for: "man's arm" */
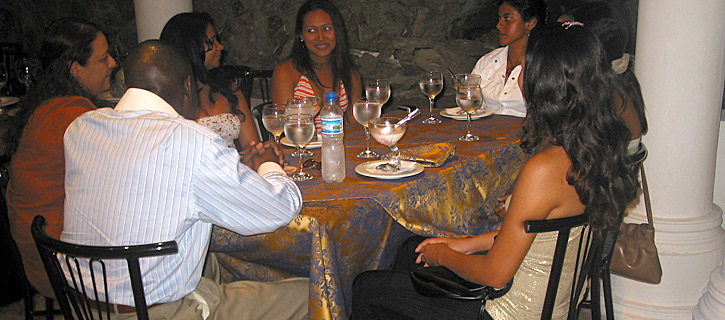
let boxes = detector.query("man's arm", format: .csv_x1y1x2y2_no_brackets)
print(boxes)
193,139,302,235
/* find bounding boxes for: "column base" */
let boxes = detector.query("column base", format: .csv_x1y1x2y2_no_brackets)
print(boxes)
612,205,724,319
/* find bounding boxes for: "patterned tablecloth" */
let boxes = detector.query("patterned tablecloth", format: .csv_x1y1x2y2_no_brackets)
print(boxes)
210,110,527,319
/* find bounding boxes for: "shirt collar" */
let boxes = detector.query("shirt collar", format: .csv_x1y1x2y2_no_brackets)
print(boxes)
115,88,180,118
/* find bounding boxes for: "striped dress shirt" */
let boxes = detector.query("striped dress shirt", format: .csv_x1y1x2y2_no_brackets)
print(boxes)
61,88,302,306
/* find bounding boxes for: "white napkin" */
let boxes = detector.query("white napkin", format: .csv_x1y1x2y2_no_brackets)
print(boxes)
366,160,417,174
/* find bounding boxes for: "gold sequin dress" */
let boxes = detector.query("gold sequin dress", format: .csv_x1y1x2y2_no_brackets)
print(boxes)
486,226,584,319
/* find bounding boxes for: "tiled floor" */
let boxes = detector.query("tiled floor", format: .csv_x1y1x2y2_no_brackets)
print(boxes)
0,294,595,319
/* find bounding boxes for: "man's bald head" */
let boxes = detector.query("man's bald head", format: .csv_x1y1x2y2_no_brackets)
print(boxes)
125,40,197,118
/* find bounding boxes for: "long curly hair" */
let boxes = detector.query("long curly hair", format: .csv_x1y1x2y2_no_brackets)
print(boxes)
289,0,354,95
6,18,101,155
565,1,647,134
160,12,240,117
521,25,639,236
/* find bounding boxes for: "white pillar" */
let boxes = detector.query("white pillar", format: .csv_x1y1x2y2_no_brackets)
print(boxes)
133,0,193,43
611,0,725,319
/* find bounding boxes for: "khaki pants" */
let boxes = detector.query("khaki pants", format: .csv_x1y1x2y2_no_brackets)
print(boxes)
108,277,309,320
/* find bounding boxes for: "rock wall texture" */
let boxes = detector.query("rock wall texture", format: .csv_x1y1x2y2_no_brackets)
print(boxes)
1,0,638,107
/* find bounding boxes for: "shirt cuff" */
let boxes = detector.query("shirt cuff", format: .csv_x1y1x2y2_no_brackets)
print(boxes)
257,162,285,176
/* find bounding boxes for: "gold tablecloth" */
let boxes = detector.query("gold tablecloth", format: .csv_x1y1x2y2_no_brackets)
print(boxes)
211,111,527,319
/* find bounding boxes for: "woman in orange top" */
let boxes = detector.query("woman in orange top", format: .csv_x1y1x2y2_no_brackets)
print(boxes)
5,18,117,298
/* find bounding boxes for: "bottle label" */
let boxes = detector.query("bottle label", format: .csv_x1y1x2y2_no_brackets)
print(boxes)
321,118,343,134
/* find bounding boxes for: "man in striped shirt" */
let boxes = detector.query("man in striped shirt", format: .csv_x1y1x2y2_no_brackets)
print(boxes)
61,40,308,319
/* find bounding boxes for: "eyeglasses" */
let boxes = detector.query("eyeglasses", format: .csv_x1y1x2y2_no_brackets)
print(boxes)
203,35,221,53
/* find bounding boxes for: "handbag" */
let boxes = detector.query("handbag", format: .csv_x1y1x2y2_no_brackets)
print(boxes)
410,265,512,300
609,164,663,284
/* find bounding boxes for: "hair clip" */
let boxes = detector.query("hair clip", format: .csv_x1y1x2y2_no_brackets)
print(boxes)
562,21,584,29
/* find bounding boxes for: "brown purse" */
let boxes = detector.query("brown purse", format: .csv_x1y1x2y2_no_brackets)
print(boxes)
609,164,662,284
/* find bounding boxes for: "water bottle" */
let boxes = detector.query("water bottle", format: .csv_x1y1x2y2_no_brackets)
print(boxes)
320,92,345,182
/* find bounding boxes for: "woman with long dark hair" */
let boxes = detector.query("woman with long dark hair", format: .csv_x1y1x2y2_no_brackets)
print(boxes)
559,1,648,147
352,24,639,320
161,12,259,150
6,17,117,299
471,0,547,118
272,0,362,127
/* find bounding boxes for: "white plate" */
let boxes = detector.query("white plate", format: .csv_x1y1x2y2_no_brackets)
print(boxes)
440,107,493,121
280,136,322,149
355,160,424,180
0,96,19,107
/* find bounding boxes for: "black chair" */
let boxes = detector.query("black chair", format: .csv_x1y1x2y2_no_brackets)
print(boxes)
244,69,274,142
412,213,594,320
0,162,60,319
578,142,648,320
0,43,23,96
31,215,178,320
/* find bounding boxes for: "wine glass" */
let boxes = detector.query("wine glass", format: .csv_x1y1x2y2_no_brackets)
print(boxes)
286,98,315,157
284,114,315,181
262,104,285,144
456,83,484,141
369,116,407,172
419,71,443,124
365,79,391,107
353,99,382,159
0,63,8,96
15,58,32,91
454,73,482,89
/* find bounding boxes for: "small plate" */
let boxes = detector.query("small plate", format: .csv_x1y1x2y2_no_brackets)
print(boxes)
355,160,424,180
280,136,322,149
440,107,493,121
0,96,19,107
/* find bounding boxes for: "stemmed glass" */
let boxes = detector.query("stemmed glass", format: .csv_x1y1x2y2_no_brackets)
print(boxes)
15,58,32,91
284,114,315,181
456,83,484,141
454,73,482,89
365,79,390,107
353,99,382,159
286,98,316,157
369,116,407,172
419,72,443,124
262,104,285,144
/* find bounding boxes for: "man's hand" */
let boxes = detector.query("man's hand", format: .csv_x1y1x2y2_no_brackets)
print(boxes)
242,141,284,171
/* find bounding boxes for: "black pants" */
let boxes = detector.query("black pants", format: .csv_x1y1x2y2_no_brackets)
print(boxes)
351,236,494,320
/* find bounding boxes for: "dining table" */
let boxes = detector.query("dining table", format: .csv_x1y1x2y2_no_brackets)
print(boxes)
210,107,528,320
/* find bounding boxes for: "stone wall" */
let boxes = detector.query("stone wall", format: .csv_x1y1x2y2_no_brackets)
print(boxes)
1,0,638,108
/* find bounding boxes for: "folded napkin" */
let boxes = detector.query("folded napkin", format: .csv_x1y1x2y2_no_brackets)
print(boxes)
383,142,456,168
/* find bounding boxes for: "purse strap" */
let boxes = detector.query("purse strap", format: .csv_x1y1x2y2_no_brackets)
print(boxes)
640,164,654,226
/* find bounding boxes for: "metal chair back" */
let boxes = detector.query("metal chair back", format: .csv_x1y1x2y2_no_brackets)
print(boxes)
31,215,178,320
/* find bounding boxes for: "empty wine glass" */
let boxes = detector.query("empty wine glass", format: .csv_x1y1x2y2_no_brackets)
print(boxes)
284,114,315,181
419,71,443,124
15,58,32,91
262,104,285,144
456,83,484,141
369,116,407,172
353,99,382,159
286,98,315,157
365,79,391,107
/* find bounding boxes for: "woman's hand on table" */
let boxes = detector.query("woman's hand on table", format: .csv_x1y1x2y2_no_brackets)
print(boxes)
414,237,478,266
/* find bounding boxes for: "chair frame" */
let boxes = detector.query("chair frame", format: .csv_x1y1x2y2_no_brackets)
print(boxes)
578,142,648,320
1,162,60,320
31,215,178,320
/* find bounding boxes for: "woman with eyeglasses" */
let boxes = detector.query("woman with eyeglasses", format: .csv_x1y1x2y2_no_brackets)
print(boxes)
161,12,260,151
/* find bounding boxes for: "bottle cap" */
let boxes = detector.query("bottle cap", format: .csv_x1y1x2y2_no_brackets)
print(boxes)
325,92,337,101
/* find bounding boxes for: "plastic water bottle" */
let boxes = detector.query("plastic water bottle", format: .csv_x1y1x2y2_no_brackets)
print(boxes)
320,92,345,182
